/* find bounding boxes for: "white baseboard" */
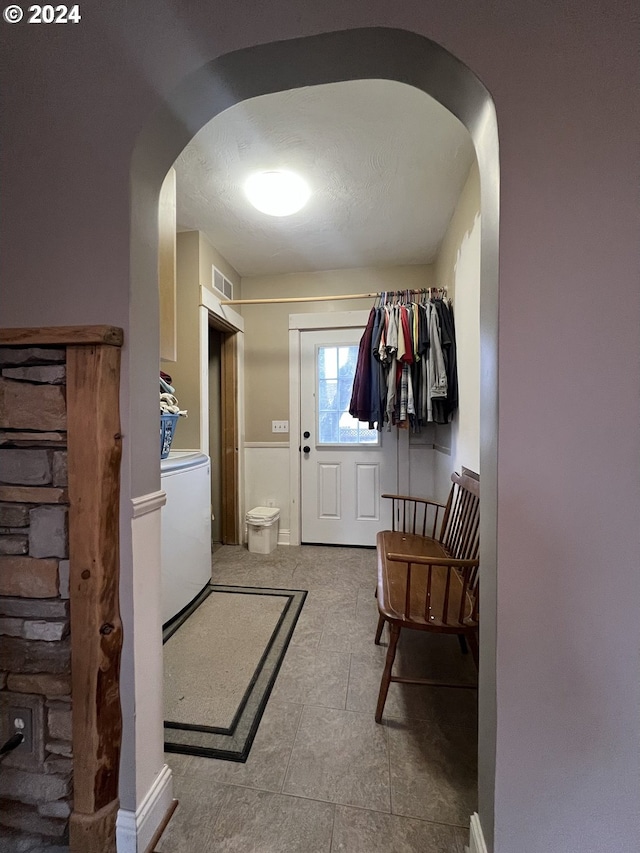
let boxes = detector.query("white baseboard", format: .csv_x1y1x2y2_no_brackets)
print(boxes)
278,528,290,546
469,812,488,853
116,763,173,853
242,528,291,547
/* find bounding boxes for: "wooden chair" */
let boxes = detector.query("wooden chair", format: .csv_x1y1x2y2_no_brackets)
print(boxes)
374,471,480,723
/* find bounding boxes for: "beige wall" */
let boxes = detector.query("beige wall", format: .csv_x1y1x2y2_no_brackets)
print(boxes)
198,232,242,296
158,169,177,362
433,161,481,482
164,231,242,450
435,160,480,298
241,265,435,442
162,230,201,449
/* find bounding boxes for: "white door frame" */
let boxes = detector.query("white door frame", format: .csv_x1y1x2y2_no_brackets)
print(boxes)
289,308,411,546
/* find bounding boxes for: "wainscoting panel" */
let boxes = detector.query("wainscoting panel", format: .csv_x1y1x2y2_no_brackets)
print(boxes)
244,444,290,544
408,445,438,500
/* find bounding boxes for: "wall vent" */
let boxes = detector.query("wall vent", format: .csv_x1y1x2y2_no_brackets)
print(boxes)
212,265,233,301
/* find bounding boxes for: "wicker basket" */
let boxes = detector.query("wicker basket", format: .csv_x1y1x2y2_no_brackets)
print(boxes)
160,413,179,459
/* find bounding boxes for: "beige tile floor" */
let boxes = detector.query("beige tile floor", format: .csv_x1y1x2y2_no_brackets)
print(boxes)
157,544,477,852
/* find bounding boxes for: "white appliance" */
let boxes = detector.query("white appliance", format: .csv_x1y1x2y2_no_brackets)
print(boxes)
160,451,211,625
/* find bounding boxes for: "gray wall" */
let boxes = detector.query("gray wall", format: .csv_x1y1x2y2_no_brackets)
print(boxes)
2,8,639,853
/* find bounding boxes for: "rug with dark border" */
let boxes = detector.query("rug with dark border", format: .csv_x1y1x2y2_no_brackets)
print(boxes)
163,584,307,762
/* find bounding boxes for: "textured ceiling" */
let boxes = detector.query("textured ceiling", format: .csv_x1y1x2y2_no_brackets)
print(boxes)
174,79,475,278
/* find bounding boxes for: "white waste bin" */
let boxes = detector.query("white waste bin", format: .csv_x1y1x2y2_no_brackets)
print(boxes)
246,506,280,554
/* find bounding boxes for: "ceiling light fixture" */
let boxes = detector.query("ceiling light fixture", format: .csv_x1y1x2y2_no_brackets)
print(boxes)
244,169,310,216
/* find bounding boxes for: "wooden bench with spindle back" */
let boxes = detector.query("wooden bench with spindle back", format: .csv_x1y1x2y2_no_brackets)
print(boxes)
374,471,480,723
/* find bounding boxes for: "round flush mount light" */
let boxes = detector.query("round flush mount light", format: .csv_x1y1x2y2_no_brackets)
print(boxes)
244,170,310,216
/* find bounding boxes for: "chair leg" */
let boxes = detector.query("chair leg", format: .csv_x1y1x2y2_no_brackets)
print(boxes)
374,614,386,645
375,624,401,723
457,634,469,655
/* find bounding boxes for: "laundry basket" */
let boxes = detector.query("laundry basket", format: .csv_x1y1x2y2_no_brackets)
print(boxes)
246,506,280,554
160,413,179,459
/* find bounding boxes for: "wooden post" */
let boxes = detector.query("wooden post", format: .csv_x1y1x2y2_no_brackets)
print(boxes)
221,333,239,544
0,325,125,852
66,343,123,853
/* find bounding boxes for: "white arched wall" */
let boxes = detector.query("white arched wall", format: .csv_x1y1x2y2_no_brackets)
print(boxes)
130,27,499,850
4,7,638,853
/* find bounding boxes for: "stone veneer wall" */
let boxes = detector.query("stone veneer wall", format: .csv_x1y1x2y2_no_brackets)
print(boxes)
0,346,72,852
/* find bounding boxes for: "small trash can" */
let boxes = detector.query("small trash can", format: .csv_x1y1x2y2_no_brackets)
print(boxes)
246,506,280,554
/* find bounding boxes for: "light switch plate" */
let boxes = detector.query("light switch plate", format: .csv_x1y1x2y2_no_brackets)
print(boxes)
271,420,289,433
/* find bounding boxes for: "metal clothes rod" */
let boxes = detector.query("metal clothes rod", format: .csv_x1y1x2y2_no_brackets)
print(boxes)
220,292,378,306
220,288,439,306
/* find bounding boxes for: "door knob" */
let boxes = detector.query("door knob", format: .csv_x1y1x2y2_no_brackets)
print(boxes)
303,431,310,439
303,446,311,454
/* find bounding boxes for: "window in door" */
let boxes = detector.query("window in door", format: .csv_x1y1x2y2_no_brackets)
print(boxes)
316,344,378,445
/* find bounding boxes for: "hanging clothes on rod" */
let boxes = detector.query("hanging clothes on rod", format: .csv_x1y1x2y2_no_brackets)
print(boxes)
348,290,458,431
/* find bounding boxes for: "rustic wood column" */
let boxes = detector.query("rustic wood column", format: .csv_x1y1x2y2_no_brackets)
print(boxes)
0,325,124,853
66,341,123,852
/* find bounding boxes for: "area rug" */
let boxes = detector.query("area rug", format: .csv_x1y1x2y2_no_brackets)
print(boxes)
163,584,306,762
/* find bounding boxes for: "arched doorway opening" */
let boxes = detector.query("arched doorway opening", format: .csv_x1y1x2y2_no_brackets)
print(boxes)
128,26,499,850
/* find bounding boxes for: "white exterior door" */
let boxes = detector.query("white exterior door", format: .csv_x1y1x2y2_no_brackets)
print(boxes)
300,328,397,546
